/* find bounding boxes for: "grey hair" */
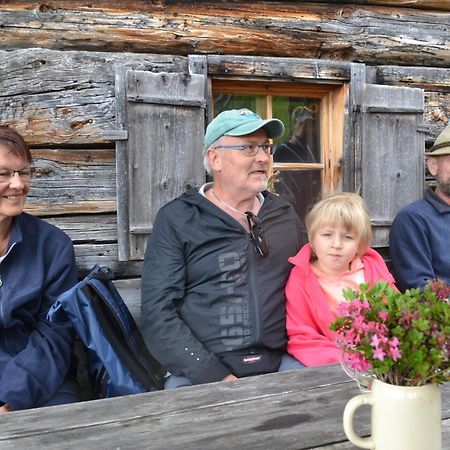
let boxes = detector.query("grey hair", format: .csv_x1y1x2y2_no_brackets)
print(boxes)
203,136,224,175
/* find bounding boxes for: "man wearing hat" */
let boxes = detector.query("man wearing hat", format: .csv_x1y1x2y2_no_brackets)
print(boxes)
141,108,306,389
273,105,319,222
389,123,450,291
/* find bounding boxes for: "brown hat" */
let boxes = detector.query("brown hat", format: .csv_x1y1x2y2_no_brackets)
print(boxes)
425,123,450,156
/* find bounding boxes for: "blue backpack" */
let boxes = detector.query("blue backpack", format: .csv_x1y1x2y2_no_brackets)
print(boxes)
48,265,165,398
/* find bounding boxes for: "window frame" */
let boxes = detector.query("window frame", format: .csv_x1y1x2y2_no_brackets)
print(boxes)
211,79,346,194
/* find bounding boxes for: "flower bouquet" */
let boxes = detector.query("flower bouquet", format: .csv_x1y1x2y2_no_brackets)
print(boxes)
330,279,449,387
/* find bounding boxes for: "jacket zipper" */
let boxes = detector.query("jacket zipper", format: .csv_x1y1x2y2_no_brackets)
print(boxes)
248,233,261,345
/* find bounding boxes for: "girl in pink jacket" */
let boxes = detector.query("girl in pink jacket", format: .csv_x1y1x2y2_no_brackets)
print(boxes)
286,192,396,367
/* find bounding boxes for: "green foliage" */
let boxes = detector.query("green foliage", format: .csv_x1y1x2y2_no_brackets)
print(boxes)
330,279,450,386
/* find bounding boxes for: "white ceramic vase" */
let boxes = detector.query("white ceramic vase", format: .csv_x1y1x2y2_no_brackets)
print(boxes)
343,378,442,450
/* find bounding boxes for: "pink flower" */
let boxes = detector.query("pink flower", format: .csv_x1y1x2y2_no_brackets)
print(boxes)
370,335,380,348
373,347,386,361
347,352,372,373
388,337,402,361
378,311,389,321
389,346,402,361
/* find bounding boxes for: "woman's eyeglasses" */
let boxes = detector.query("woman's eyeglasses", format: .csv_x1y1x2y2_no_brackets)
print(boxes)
245,212,270,257
0,168,34,183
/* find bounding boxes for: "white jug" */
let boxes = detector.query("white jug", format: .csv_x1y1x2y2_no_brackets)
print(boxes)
343,378,442,450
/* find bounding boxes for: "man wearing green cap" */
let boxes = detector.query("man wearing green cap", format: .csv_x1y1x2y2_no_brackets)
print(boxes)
389,123,450,291
141,108,306,389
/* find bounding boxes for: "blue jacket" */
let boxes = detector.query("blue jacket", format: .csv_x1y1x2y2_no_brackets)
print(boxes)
0,213,77,410
389,188,450,292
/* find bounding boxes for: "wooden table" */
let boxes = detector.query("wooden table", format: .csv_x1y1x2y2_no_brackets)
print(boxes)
0,364,448,449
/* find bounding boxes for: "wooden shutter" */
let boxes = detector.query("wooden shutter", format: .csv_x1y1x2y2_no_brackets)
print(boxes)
348,70,426,247
115,57,207,260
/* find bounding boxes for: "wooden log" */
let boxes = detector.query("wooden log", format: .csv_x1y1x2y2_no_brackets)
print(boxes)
0,48,187,145
376,66,450,91
74,243,142,277
0,2,448,67
317,0,450,12
207,55,351,81
25,148,117,215
44,214,118,243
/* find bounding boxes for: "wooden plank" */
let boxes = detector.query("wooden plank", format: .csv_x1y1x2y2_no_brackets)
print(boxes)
0,48,187,145
0,365,448,449
207,55,351,81
358,84,425,247
24,148,116,215
376,66,450,91
74,243,142,277
122,69,207,260
45,214,117,242
0,366,357,449
0,2,449,67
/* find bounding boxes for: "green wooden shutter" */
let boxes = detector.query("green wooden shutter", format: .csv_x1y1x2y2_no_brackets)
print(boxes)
347,68,426,247
115,57,207,260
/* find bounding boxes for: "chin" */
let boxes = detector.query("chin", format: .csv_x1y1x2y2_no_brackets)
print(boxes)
257,180,268,192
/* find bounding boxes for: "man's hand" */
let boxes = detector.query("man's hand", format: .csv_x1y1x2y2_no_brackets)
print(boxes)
0,404,12,414
222,374,238,382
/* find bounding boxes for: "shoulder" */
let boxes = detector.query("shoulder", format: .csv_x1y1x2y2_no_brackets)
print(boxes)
362,247,386,264
396,198,431,217
262,190,297,214
17,213,73,247
392,198,432,229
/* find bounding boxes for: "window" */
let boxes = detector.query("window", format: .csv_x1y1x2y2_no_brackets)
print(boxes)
212,80,345,222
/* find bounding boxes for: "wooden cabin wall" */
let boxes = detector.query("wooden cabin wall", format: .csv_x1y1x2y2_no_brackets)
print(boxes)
0,1,449,280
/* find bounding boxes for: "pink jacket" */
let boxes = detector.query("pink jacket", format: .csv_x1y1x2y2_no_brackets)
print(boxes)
286,243,396,367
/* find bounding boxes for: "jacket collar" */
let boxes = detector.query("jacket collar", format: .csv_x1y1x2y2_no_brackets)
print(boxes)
425,188,450,214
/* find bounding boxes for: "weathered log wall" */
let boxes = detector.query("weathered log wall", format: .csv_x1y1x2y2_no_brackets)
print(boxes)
319,0,450,11
0,1,449,67
0,1,449,277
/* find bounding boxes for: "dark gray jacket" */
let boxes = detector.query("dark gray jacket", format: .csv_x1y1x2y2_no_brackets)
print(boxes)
141,189,305,384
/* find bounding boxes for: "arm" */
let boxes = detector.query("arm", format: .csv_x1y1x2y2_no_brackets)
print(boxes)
0,239,77,410
141,208,231,385
285,267,340,367
389,209,434,291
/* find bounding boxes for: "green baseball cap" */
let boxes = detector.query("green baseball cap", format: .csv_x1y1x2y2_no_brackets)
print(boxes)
425,123,450,156
204,108,285,150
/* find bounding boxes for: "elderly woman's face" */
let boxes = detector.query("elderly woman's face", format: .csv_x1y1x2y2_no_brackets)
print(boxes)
0,144,30,219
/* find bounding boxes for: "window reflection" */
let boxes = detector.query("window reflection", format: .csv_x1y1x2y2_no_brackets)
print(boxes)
273,98,321,163
272,170,322,223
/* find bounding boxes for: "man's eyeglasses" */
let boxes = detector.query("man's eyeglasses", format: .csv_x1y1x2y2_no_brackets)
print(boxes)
213,143,275,157
245,211,270,257
0,168,34,183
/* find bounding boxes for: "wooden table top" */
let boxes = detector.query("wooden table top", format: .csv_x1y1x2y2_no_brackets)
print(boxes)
0,364,448,449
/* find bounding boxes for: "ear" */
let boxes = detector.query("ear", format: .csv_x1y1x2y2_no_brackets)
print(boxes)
427,156,438,177
207,148,222,172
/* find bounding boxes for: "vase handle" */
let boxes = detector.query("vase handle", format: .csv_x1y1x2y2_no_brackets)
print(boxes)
343,393,374,449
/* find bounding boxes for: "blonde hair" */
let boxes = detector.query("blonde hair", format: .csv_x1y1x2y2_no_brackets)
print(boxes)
306,192,372,256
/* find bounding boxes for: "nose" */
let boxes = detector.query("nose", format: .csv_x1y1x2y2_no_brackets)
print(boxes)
9,172,26,188
331,236,343,248
255,146,270,162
